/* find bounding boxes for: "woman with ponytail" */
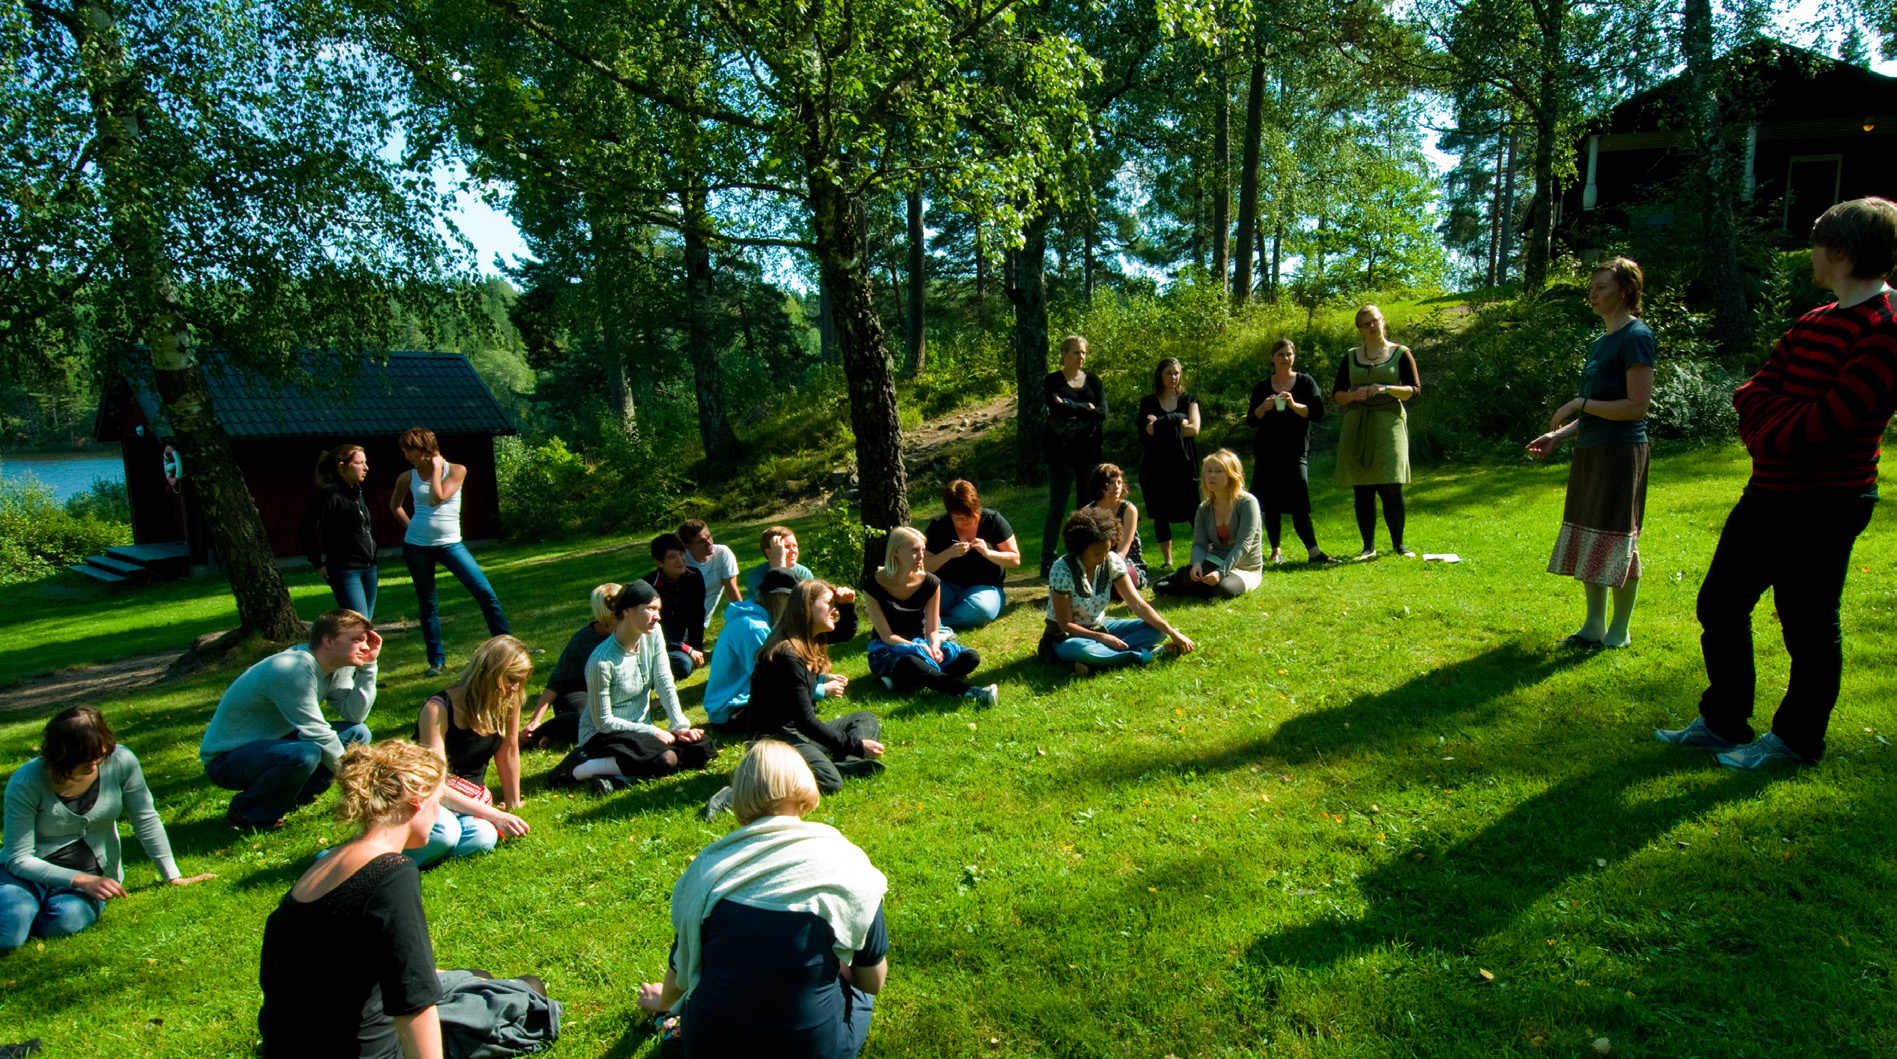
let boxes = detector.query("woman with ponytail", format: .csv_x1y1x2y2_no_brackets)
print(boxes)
300,443,378,617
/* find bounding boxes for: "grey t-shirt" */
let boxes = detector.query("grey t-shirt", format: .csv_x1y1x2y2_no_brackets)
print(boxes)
1576,318,1657,448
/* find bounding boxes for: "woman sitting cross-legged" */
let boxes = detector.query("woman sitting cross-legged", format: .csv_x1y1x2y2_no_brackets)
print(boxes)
520,583,619,750
727,579,885,795
1154,448,1264,600
550,581,717,797
1077,462,1148,590
921,479,1020,631
639,740,888,1059
409,635,533,868
863,527,998,709
259,741,558,1059
1042,508,1195,675
704,569,844,729
2,706,215,953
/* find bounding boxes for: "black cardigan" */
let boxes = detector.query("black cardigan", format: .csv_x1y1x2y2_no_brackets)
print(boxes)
299,482,376,570
1042,370,1107,464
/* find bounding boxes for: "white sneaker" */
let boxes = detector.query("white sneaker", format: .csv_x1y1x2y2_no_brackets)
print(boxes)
967,684,999,708
879,676,895,691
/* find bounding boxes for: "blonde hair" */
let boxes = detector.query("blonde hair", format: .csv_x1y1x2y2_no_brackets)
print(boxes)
732,740,820,824
335,741,445,830
448,635,532,736
1059,335,1088,356
1200,449,1245,503
590,583,623,624
879,526,926,580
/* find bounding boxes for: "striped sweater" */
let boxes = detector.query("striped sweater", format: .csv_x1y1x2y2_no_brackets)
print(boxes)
1734,290,1897,492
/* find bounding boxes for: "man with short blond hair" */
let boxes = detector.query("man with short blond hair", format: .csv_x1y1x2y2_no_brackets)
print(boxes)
1659,197,1897,769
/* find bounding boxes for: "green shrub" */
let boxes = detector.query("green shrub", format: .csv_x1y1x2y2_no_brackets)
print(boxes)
64,476,132,523
804,499,870,583
1648,358,1742,442
0,474,132,585
494,431,684,542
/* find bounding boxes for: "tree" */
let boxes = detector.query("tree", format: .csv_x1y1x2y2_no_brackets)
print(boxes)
348,0,1094,535
1681,0,1752,355
2,0,457,638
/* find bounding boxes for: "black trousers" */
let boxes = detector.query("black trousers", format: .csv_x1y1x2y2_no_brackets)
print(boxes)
1696,488,1877,762
887,648,981,696
1154,564,1249,599
1041,460,1097,567
779,712,885,794
1353,484,1405,550
521,690,586,749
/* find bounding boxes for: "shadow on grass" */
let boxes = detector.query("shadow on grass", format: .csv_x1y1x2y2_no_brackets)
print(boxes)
1246,754,1758,971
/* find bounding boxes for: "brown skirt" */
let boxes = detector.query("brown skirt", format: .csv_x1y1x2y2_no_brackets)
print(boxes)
1547,442,1648,587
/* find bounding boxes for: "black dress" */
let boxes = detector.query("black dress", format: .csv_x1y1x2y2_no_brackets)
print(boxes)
1136,392,1202,525
1243,373,1325,515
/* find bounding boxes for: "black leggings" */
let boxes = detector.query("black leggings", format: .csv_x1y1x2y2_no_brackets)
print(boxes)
889,648,982,695
1264,509,1318,551
1353,484,1406,551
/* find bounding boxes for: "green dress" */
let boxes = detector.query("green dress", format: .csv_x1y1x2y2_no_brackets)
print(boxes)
1333,346,1412,487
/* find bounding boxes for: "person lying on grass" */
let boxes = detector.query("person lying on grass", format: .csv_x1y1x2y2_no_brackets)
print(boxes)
640,740,889,1059
409,635,533,868
1041,507,1195,676
703,569,847,728
549,581,716,797
1,706,214,953
200,608,380,831
520,582,620,750
259,740,557,1059
708,579,883,813
861,527,998,709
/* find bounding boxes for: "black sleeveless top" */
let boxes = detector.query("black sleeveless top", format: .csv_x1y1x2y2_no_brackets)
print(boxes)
418,691,503,785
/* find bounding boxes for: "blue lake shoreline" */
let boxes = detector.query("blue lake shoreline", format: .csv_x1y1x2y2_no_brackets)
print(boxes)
1,451,126,503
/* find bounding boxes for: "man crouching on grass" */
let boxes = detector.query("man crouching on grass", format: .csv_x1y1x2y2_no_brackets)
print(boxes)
1657,197,1897,769
200,610,381,828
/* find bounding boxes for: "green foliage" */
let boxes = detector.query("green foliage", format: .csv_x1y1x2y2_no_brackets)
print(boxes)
64,476,132,524
803,499,872,584
493,432,682,542
0,474,130,585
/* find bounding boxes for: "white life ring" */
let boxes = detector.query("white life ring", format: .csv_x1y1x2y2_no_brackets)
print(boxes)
162,445,184,491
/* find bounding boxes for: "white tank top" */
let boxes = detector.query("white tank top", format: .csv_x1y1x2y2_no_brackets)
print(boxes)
404,467,463,546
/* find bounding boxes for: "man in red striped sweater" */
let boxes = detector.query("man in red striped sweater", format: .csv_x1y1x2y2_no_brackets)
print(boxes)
1658,196,1897,770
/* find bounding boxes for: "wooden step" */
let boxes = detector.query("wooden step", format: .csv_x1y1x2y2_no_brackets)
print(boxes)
105,542,189,568
68,564,129,585
83,554,145,576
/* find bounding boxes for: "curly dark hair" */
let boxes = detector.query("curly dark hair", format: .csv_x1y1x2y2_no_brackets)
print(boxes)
1061,506,1121,558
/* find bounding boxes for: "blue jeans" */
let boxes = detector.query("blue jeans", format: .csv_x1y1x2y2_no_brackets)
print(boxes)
406,806,500,868
938,582,1004,630
0,873,101,956
327,564,379,620
403,541,510,668
1040,461,1097,568
0,865,103,952
1053,618,1165,669
667,648,697,681
204,722,372,825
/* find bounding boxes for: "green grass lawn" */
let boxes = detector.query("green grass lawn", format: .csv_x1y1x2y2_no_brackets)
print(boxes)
1,442,1894,1058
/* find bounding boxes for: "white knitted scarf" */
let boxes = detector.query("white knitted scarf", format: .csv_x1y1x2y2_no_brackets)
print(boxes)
670,816,888,1003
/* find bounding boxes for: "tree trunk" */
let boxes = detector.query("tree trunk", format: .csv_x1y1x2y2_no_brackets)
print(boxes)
1499,128,1519,285
1009,193,1050,486
587,201,638,434
1486,119,1505,287
681,191,740,458
1522,0,1565,291
1211,64,1231,293
1270,220,1284,302
76,0,300,640
805,163,909,534
1233,58,1265,305
974,211,987,307
905,187,926,374
1683,0,1753,355
1082,191,1096,301
818,281,838,364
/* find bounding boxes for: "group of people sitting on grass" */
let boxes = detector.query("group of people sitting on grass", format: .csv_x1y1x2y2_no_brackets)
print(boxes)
7,195,1893,1059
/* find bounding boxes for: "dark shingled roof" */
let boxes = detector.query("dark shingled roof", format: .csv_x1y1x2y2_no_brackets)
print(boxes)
103,351,516,440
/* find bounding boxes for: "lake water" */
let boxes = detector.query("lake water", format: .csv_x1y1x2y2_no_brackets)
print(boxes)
1,451,125,502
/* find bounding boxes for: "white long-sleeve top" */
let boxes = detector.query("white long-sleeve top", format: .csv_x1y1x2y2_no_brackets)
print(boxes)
579,628,690,745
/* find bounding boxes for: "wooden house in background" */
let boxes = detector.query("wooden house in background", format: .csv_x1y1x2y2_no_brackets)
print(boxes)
89,352,515,578
1560,40,1897,245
